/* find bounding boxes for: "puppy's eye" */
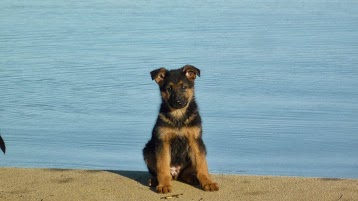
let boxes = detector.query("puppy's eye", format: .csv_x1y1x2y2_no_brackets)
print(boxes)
181,86,187,91
167,87,173,92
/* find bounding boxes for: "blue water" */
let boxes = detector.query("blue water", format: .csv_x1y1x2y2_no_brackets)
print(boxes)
1,0,357,178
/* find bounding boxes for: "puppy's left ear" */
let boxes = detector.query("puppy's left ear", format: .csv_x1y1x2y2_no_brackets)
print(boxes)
182,65,200,81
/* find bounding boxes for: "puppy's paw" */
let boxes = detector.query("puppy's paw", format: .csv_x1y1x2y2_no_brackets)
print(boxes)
202,182,219,191
156,185,172,194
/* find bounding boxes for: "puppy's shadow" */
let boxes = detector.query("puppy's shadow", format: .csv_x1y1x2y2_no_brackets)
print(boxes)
106,170,156,191
106,170,202,192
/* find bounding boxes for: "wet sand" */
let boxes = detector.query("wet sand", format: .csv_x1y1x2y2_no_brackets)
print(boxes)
0,168,357,201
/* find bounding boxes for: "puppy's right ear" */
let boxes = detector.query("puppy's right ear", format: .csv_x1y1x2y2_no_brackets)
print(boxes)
150,68,167,85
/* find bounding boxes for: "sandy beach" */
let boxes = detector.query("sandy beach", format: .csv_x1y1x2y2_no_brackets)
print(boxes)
0,168,357,201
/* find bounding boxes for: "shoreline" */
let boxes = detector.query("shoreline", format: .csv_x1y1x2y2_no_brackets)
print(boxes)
0,167,357,201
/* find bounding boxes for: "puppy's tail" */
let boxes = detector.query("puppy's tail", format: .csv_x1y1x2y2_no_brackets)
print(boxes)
0,135,6,154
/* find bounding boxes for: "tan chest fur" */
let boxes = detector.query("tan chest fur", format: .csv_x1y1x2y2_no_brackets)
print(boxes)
158,126,201,141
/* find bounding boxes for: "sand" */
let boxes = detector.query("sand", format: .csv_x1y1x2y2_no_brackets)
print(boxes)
0,167,357,201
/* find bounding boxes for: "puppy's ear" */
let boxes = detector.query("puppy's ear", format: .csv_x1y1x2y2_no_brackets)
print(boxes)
150,68,167,85
182,65,200,81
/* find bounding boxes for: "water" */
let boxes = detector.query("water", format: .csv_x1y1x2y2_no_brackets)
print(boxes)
1,0,357,178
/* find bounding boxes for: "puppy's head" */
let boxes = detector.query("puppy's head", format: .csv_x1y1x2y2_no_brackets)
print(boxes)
151,65,200,110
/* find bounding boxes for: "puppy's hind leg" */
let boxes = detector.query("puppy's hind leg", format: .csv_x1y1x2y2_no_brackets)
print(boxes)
143,142,157,186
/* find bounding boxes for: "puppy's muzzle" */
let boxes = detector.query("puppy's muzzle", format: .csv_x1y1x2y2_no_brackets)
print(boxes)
169,96,188,109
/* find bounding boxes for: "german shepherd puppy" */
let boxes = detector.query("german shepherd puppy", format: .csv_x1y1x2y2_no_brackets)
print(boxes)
143,65,219,194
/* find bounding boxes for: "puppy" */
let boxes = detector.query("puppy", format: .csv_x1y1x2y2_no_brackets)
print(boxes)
143,65,219,193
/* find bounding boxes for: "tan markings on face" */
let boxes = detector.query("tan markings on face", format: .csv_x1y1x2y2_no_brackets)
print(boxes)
186,88,194,103
161,91,169,102
166,85,194,112
160,82,174,101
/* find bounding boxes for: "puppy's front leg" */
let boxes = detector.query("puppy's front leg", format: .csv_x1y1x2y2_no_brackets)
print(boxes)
189,138,219,191
156,141,172,194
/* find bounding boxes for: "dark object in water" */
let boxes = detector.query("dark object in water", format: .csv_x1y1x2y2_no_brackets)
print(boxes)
0,135,5,154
